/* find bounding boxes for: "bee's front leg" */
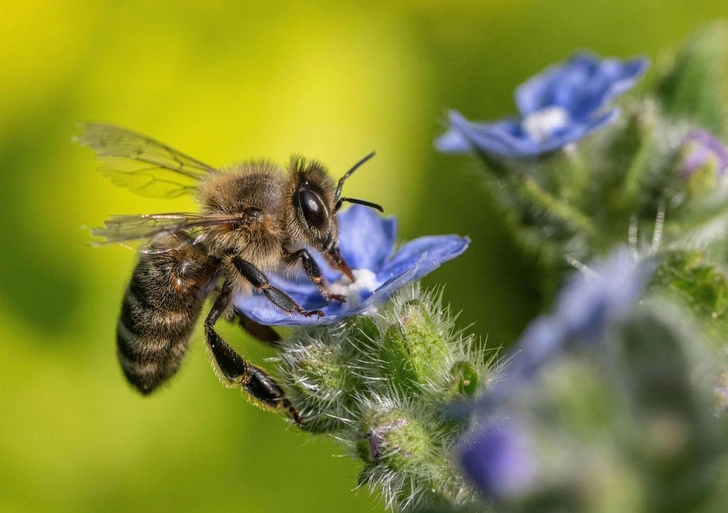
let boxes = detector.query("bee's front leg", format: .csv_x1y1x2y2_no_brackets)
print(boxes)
283,248,346,303
231,256,325,317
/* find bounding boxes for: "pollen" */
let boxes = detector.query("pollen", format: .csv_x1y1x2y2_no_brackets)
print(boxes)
521,106,571,143
329,268,380,307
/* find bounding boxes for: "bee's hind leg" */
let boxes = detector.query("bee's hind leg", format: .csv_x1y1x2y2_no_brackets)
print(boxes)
204,280,302,426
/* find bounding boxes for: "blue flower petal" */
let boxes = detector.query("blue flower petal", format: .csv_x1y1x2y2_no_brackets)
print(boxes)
516,53,601,115
556,248,655,341
460,418,538,500
505,317,568,382
337,205,397,271
380,235,470,280
357,260,421,311
241,259,422,326
434,124,472,153
438,108,618,158
515,53,648,118
585,56,649,109
437,111,544,156
489,248,654,400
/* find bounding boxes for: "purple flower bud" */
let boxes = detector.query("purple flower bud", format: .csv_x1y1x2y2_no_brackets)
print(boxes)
715,370,728,415
680,130,728,182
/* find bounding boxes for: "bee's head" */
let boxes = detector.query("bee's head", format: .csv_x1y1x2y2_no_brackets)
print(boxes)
286,154,382,281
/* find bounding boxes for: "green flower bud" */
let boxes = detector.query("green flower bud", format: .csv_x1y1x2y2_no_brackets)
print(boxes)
278,327,361,433
357,407,431,469
379,299,450,394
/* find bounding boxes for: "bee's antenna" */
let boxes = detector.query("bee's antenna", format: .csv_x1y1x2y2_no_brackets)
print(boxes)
334,152,383,213
335,151,376,201
335,197,384,212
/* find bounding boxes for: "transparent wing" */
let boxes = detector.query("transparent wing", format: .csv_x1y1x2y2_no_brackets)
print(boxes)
92,213,240,245
76,123,217,198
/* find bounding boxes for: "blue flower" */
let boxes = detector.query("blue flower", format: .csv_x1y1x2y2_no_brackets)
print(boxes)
460,417,538,501
461,249,654,501
435,52,649,157
499,248,654,390
233,205,469,326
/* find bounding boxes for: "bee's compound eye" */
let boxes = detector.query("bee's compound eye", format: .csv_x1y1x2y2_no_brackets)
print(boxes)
298,189,330,233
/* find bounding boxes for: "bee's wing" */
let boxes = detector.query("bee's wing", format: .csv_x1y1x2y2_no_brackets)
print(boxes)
92,213,239,245
76,123,217,199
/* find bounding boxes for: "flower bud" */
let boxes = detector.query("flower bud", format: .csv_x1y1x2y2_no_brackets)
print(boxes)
379,299,450,394
278,328,361,432
679,130,728,193
357,407,431,470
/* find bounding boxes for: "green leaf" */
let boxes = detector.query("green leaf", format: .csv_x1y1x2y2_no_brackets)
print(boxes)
651,250,728,344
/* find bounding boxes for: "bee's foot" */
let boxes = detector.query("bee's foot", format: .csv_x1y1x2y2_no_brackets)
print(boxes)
302,309,325,318
282,399,303,426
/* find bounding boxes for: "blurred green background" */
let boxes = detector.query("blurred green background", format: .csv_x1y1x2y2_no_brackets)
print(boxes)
1,1,726,512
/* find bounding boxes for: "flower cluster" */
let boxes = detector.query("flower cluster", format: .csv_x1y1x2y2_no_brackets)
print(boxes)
274,285,498,510
234,25,728,513
233,204,479,509
460,249,725,510
440,27,728,513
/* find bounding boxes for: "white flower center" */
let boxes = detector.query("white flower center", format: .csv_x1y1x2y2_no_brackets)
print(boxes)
329,268,380,308
521,106,571,143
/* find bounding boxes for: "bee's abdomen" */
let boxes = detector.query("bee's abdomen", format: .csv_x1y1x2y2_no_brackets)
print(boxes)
117,236,216,394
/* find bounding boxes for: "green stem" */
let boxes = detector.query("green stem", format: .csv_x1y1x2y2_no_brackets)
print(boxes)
620,118,656,208
513,175,597,238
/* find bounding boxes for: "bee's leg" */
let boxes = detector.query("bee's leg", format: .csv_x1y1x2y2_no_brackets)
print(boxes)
204,281,302,425
284,249,346,302
231,256,325,318
232,307,282,347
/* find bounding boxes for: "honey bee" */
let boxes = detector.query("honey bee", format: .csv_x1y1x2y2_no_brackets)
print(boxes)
78,123,382,425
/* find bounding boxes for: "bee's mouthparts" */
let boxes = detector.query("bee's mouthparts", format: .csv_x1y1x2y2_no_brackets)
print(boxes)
338,260,355,282
329,247,355,282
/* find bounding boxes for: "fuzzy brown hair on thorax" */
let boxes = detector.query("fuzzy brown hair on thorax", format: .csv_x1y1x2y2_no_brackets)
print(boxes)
198,161,288,263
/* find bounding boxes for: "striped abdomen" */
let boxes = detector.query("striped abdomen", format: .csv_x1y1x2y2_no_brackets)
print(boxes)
117,235,216,394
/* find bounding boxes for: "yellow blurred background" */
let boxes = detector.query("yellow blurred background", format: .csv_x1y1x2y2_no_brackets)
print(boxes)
0,1,725,512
